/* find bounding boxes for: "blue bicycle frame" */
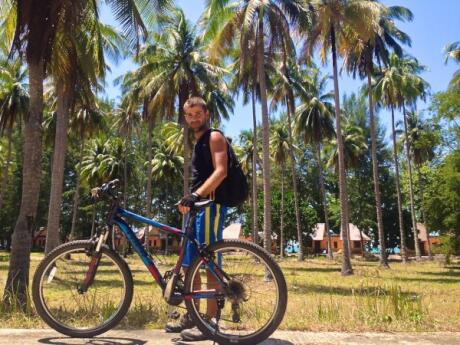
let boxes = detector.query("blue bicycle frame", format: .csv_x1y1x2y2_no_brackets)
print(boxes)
110,206,227,300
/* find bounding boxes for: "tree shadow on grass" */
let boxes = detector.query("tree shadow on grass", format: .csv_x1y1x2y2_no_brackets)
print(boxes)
289,282,417,297
416,270,460,277
395,276,460,284
283,267,340,274
38,337,147,345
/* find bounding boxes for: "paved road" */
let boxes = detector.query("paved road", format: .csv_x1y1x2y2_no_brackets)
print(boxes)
0,329,459,345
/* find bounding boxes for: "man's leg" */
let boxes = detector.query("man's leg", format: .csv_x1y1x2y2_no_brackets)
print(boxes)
181,203,226,341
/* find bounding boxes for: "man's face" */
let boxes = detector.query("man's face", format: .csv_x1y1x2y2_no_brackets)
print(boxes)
184,105,209,132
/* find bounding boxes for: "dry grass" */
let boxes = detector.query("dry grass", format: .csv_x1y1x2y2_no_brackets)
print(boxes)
1,250,459,331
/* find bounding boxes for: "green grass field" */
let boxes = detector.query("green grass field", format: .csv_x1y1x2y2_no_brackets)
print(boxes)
1,250,459,331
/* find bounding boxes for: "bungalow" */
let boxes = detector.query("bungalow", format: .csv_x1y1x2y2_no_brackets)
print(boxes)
114,225,181,253
310,223,371,255
417,223,442,255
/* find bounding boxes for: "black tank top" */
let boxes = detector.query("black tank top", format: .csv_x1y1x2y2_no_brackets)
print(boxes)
191,129,214,194
190,128,230,205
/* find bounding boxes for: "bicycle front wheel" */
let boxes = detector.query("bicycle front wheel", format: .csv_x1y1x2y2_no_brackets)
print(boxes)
32,240,133,337
184,239,287,345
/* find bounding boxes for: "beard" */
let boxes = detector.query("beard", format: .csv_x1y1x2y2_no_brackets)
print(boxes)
193,122,209,132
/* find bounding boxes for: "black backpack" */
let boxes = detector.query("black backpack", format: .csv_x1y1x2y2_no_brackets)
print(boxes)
211,130,249,207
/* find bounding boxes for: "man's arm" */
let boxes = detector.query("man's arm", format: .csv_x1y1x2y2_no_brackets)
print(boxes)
195,131,228,198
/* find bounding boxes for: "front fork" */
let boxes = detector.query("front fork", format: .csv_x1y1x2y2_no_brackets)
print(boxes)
78,227,110,294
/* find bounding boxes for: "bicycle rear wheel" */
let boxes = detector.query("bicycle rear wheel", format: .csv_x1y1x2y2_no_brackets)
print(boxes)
184,239,287,345
32,240,133,337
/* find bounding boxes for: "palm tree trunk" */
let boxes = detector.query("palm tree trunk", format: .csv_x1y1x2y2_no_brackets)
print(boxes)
45,81,71,254
257,17,273,257
3,59,45,307
251,84,259,245
367,74,389,268
0,126,13,211
330,26,352,275
286,93,304,260
402,103,421,260
69,140,84,241
391,106,407,263
417,165,432,259
280,167,284,258
179,87,190,197
123,142,128,208
315,141,333,259
145,101,154,218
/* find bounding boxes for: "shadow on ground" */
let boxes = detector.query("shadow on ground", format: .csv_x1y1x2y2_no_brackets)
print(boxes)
38,337,147,345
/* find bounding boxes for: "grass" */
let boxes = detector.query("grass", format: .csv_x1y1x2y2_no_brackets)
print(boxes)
1,249,460,331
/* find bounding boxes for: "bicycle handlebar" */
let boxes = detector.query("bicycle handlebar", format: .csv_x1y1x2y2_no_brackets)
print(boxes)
91,179,120,202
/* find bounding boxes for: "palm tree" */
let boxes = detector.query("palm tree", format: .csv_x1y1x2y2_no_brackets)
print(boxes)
227,41,261,245
269,122,290,257
113,97,141,207
135,9,232,204
396,55,429,260
326,117,367,254
373,52,411,262
3,0,169,306
270,57,308,261
45,6,125,254
294,67,335,259
204,0,309,256
2,0,64,305
0,58,29,211
302,0,385,275
444,41,460,88
238,129,260,244
343,4,413,268
81,137,127,236
403,111,439,259
68,102,106,241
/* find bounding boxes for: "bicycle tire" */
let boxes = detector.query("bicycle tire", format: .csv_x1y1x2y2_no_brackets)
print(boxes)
184,239,287,345
32,240,133,338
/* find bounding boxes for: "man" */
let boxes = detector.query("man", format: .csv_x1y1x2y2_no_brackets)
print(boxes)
165,96,229,341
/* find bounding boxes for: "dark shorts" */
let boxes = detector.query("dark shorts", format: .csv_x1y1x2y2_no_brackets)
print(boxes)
182,202,227,268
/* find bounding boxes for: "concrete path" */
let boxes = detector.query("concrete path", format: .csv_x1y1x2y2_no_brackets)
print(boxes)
0,329,459,345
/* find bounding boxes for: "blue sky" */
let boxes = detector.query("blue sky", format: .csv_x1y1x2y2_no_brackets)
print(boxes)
101,0,460,141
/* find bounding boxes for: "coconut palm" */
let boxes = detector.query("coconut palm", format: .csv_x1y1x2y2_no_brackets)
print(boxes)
392,55,430,260
403,111,439,259
81,137,128,236
238,129,261,243
302,0,386,275
135,9,232,205
326,117,368,254
294,67,336,259
113,96,142,207
444,41,460,88
270,122,290,257
270,56,309,261
3,0,169,305
45,6,125,254
67,100,106,242
227,40,262,245
343,4,413,268
372,52,412,262
0,58,28,211
203,0,309,256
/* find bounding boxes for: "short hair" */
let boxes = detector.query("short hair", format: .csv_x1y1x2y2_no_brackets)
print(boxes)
183,97,208,112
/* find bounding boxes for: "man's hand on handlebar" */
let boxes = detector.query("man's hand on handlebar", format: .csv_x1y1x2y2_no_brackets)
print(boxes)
177,192,201,215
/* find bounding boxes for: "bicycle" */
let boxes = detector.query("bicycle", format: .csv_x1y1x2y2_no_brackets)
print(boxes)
32,179,287,345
